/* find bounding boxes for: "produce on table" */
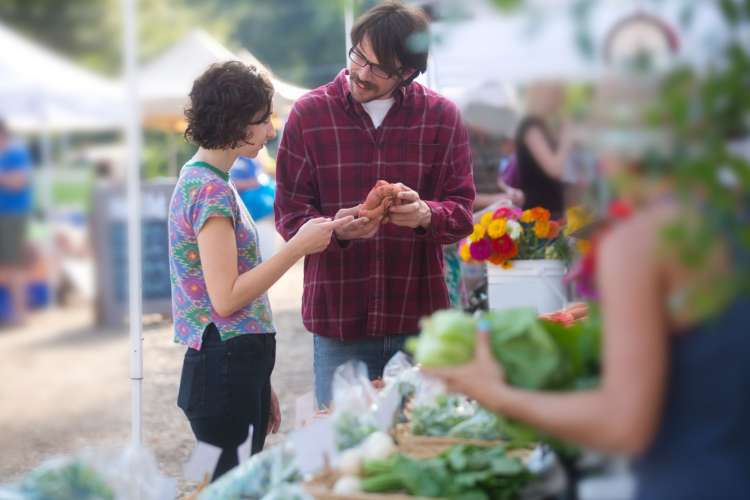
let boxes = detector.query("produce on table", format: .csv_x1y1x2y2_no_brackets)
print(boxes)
334,412,378,451
15,460,115,500
410,394,537,447
360,444,531,500
358,180,408,221
199,444,300,500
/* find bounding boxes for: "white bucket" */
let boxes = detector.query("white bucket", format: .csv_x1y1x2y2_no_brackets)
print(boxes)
487,259,567,314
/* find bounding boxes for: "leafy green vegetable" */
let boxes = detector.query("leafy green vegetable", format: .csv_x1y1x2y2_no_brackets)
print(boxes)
360,445,531,499
19,461,114,500
408,310,477,367
481,308,562,390
334,412,377,451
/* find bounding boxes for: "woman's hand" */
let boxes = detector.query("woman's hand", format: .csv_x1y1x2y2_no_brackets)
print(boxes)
268,386,281,434
289,216,353,256
422,325,508,409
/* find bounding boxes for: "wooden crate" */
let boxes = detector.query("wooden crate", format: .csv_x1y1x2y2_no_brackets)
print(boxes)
393,424,533,461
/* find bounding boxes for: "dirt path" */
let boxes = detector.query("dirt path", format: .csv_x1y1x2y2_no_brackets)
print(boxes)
0,261,313,497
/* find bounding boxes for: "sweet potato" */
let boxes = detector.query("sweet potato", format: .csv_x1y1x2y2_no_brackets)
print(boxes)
358,180,407,222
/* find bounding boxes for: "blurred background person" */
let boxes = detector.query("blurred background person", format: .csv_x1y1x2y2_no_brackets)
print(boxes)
0,118,33,327
514,80,576,219
230,155,278,261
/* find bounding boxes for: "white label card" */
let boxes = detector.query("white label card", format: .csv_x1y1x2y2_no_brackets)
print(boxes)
289,417,337,475
182,441,222,483
237,425,254,464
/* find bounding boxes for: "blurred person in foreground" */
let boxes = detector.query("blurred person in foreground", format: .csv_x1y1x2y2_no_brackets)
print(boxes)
0,118,33,326
274,1,474,408
169,61,351,480
425,74,750,499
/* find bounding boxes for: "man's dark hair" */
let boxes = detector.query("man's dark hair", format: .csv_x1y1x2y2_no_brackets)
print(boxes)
184,61,274,150
351,1,430,85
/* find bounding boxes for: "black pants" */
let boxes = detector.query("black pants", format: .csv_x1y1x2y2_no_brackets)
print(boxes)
177,324,276,481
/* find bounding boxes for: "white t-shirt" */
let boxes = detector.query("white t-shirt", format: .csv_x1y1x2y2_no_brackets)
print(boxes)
361,97,395,129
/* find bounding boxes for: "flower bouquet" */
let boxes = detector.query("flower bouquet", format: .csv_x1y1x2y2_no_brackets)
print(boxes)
459,206,571,313
459,206,569,268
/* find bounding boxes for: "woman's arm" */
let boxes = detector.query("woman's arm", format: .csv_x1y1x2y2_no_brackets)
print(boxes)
426,214,669,455
524,124,574,180
197,215,350,317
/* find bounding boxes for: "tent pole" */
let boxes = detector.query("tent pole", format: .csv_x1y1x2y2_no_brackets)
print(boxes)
345,0,354,60
122,0,144,449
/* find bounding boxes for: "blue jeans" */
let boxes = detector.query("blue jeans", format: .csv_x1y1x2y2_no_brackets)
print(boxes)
313,334,415,409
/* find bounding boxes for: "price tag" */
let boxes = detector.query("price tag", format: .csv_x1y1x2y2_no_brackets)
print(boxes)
183,441,222,483
289,417,337,475
237,425,254,464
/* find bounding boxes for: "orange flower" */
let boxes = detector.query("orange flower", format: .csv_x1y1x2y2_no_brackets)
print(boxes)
501,260,513,269
547,220,561,239
534,220,551,239
488,253,505,266
530,207,551,222
576,239,592,254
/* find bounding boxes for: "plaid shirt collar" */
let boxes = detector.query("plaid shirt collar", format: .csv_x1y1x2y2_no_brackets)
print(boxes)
334,69,412,115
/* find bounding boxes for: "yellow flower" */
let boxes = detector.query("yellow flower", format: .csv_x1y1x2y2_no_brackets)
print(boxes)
487,219,507,239
460,243,472,262
576,239,592,254
501,260,513,269
480,211,494,228
469,224,486,242
520,210,535,223
565,205,592,236
534,220,550,239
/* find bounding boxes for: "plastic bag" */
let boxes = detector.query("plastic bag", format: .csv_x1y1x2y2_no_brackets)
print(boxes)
0,445,175,500
199,442,300,500
447,407,506,440
260,483,313,500
330,361,379,450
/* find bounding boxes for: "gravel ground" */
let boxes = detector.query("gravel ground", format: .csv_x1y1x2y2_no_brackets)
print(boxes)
0,261,313,498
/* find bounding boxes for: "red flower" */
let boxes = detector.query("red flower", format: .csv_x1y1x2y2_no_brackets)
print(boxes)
608,200,633,219
493,207,515,220
492,234,518,259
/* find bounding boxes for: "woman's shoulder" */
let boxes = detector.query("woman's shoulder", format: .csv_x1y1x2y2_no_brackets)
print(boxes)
601,201,678,260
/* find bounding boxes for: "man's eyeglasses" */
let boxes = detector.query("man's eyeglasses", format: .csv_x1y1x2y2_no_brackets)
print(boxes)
348,48,401,80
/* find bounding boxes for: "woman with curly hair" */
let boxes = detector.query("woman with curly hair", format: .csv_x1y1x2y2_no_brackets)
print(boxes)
169,61,352,480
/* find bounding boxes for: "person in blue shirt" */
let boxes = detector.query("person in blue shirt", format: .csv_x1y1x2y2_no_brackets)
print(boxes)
0,118,33,325
229,155,276,222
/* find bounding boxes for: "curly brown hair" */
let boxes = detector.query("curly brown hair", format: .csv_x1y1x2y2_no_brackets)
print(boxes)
184,61,274,150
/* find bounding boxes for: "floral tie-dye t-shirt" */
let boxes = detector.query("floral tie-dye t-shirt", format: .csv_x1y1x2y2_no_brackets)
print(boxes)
168,161,274,350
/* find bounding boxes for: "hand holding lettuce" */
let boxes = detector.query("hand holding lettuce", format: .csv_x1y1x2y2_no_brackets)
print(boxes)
406,306,601,390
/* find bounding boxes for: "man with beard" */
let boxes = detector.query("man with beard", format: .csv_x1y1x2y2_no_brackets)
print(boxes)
274,1,474,407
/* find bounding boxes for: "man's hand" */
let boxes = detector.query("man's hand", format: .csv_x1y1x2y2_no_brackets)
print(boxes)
333,205,381,240
268,386,281,434
388,184,431,229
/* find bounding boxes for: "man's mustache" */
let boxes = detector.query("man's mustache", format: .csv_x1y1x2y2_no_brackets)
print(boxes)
352,75,375,91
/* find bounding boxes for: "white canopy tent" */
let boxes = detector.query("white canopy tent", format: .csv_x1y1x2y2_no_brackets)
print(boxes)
139,29,308,130
412,0,731,142
419,0,730,101
0,22,124,133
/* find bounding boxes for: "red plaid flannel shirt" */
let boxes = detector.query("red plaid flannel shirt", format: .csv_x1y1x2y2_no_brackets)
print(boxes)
274,69,475,339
